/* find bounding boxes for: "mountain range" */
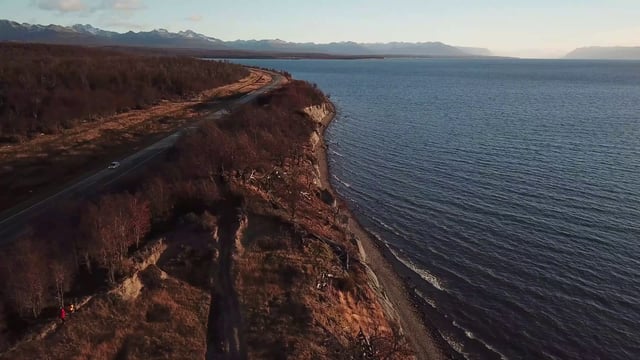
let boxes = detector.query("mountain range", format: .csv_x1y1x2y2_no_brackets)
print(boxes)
0,20,491,57
565,46,640,60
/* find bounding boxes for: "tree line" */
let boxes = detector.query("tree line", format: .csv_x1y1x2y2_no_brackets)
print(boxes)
0,192,152,317
0,79,327,349
0,43,249,141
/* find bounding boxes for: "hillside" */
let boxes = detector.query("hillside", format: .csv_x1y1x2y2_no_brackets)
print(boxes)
0,19,491,57
0,81,420,359
565,46,640,60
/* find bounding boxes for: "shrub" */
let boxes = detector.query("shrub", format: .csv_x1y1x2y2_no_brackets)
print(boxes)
335,276,357,294
146,303,172,323
278,264,300,286
256,236,289,251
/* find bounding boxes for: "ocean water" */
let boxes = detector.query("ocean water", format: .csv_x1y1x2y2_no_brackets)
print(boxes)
230,58,640,359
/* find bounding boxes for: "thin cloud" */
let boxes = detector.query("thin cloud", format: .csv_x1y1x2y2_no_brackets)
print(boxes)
34,0,146,13
98,0,145,11
185,15,203,22
34,0,87,13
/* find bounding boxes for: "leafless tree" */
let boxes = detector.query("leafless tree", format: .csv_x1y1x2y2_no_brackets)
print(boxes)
369,323,413,360
143,177,172,222
82,195,130,283
49,258,73,309
1,238,49,318
0,43,248,138
128,194,151,249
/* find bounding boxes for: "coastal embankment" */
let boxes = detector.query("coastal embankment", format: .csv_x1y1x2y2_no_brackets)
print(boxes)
2,78,444,359
309,103,453,360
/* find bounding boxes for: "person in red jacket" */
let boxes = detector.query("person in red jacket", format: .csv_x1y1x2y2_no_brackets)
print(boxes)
59,307,66,323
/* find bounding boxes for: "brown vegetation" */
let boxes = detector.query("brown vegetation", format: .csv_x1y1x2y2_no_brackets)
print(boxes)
0,43,248,140
6,272,211,359
0,43,270,212
80,193,151,283
1,239,49,319
0,192,151,324
0,80,412,359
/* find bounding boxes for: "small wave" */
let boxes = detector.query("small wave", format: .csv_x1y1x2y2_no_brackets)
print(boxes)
369,231,392,247
414,289,437,309
437,329,470,360
480,341,508,360
452,322,509,360
330,150,344,157
371,227,506,359
387,247,446,291
369,214,405,238
332,174,351,188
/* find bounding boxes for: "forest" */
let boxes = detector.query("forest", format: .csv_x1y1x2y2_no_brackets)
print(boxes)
0,43,248,141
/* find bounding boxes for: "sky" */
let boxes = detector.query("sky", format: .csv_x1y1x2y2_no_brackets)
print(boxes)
1,0,639,58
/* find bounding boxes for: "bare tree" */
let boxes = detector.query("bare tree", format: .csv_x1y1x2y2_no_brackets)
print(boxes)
342,324,413,360
0,43,248,138
369,323,413,360
143,177,172,222
49,259,73,309
129,194,151,249
82,194,137,284
283,164,309,221
78,202,101,273
2,238,49,318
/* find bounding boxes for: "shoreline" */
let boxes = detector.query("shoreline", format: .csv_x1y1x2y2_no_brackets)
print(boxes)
314,105,453,360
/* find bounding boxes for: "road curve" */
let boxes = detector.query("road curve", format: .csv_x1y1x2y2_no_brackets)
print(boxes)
0,72,284,245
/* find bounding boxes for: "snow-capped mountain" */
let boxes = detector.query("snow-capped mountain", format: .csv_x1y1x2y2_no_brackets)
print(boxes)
0,19,492,57
0,20,230,50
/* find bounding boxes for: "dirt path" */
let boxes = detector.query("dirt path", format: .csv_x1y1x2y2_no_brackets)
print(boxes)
205,207,247,360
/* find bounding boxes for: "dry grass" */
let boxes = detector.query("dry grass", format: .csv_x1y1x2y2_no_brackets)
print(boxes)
0,85,413,359
0,69,270,162
2,275,210,360
2,226,217,360
228,109,413,358
236,210,398,359
0,70,272,212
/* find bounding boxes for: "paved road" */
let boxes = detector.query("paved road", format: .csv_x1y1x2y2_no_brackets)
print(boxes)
0,73,283,244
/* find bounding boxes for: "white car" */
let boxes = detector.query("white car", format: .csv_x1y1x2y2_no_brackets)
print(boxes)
108,161,120,169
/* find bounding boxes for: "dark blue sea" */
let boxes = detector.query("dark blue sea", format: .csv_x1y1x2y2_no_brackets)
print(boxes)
230,58,640,359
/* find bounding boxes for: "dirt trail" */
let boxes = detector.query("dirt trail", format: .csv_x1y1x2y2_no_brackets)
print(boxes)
205,207,247,360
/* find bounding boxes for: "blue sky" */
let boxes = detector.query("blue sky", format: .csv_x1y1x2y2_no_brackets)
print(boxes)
1,0,639,57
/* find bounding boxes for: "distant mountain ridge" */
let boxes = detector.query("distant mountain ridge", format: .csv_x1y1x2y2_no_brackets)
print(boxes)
0,20,228,50
0,19,491,57
565,46,640,60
